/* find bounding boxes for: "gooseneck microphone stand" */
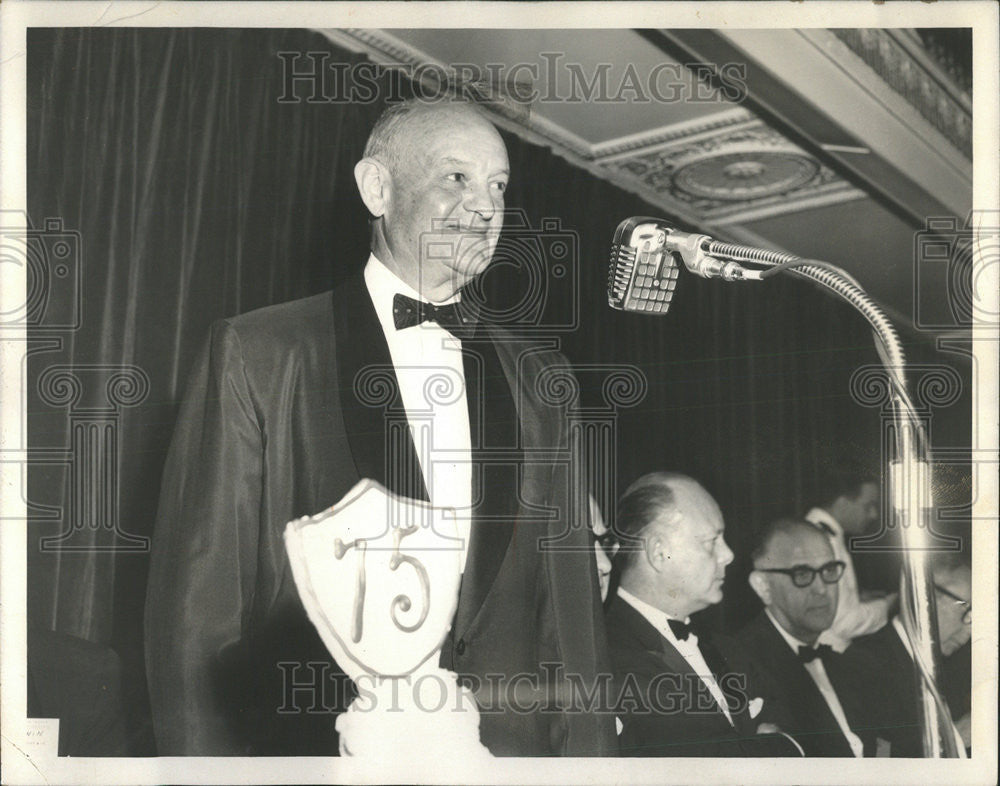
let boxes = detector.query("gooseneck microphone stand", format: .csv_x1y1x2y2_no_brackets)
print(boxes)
664,231,961,758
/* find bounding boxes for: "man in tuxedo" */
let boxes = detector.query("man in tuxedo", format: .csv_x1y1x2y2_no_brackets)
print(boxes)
145,99,615,756
845,553,972,757
605,473,800,757
805,470,897,651
737,518,873,757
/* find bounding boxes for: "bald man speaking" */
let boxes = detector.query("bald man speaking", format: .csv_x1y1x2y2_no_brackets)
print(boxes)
145,99,614,757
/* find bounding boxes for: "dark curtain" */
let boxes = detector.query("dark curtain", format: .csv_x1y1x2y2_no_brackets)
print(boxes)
26,28,970,754
27,28,378,753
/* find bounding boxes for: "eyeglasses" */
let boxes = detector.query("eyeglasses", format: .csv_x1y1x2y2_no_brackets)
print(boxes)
934,583,972,625
589,529,619,555
757,560,846,588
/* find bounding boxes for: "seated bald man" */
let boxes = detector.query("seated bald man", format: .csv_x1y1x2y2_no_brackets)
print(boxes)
734,518,874,757
845,552,972,757
606,473,800,757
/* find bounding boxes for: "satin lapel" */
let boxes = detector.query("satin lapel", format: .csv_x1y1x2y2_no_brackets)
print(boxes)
453,327,519,637
757,615,853,754
612,598,734,725
331,271,428,502
612,597,698,679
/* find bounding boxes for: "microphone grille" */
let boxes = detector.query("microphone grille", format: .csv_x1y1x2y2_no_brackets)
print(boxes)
607,218,679,314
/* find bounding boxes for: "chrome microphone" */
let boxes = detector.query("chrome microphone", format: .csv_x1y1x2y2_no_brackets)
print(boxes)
608,218,764,314
607,217,681,314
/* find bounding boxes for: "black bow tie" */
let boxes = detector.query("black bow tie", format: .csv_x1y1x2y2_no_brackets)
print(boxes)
798,644,833,663
392,293,476,338
667,618,693,642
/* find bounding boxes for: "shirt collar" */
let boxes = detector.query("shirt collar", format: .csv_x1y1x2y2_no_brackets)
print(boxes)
364,253,461,339
365,253,460,304
617,586,691,643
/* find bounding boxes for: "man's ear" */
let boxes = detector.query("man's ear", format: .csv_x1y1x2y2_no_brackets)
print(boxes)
748,570,770,605
644,531,665,571
354,158,390,217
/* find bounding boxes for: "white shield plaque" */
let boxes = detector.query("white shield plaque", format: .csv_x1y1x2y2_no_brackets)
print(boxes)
283,478,464,680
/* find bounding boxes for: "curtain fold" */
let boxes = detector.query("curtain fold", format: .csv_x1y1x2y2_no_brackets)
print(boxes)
27,29,378,752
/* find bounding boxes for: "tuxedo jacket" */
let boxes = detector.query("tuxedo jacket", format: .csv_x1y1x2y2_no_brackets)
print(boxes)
844,623,925,757
733,612,874,757
605,596,799,757
145,270,616,756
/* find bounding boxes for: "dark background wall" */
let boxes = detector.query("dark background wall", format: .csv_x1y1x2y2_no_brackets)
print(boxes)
25,28,972,754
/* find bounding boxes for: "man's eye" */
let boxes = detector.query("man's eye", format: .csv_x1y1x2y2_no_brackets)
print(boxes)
446,172,467,184
492,181,507,193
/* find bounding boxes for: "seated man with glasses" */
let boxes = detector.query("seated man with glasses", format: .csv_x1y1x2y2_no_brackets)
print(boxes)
733,517,875,756
844,552,972,757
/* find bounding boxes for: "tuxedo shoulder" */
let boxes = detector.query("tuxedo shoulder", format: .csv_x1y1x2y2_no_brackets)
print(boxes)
733,612,772,646
202,292,334,380
850,622,896,649
842,623,901,669
221,291,333,340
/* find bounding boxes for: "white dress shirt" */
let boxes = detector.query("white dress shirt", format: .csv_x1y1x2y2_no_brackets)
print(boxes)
805,507,893,652
765,609,865,757
364,254,473,570
617,587,733,725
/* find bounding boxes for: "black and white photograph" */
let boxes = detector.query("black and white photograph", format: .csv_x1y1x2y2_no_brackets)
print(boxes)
1,2,997,784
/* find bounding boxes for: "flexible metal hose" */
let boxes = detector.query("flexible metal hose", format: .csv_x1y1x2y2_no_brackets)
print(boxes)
703,238,955,757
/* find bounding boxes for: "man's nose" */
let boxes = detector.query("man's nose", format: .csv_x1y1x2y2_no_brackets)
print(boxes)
718,538,734,567
810,576,831,595
956,626,972,649
464,184,499,220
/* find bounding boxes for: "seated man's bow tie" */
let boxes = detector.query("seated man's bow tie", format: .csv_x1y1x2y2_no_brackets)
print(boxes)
392,293,476,338
798,643,833,663
667,618,693,642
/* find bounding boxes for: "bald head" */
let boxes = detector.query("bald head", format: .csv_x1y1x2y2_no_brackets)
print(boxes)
364,100,501,177
752,519,832,568
354,99,509,301
616,474,733,618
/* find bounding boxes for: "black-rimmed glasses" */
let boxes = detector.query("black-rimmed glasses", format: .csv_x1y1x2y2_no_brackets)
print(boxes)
934,583,972,625
589,529,619,555
757,560,846,588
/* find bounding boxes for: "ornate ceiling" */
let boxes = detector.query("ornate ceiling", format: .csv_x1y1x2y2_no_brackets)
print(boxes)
320,27,974,328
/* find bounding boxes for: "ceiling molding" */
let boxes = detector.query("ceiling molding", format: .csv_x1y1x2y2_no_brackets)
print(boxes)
598,116,865,224
316,28,865,230
589,107,756,161
828,28,971,159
